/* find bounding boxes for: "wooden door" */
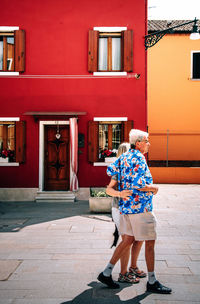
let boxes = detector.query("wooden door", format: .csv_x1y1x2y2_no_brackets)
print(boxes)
44,125,70,191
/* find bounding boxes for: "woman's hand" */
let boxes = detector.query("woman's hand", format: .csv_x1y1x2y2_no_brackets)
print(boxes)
119,190,132,199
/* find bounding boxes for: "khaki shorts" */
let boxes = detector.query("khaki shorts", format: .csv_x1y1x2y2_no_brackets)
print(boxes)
119,212,157,241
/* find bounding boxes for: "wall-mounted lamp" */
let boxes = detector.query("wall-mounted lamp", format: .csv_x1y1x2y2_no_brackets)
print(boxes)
190,18,200,40
145,18,200,50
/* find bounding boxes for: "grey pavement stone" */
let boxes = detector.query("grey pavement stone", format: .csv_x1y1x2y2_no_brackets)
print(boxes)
0,279,88,291
48,224,72,230
189,254,200,261
166,259,198,268
188,262,200,275
13,300,71,304
150,282,200,302
70,225,94,233
52,253,112,260
5,253,53,260
156,254,190,262
0,260,22,281
155,301,200,304
158,274,200,284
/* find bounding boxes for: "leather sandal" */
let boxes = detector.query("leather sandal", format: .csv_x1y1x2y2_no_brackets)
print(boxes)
118,272,140,284
129,267,147,278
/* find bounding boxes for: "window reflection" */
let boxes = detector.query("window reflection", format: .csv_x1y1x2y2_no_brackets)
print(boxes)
99,124,108,151
112,38,121,70
99,123,121,159
98,38,108,71
0,122,15,162
0,40,3,70
112,124,121,149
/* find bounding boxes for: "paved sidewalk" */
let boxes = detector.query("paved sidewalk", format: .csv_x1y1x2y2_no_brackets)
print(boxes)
0,185,200,304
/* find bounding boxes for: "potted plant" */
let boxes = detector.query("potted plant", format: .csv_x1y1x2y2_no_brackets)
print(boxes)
0,149,15,162
99,149,117,163
89,188,112,213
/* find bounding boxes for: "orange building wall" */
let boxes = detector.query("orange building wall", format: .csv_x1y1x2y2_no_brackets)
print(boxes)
148,34,200,183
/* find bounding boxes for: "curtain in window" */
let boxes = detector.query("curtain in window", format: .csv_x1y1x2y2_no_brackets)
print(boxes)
112,38,121,70
0,41,3,70
69,118,79,191
98,38,108,70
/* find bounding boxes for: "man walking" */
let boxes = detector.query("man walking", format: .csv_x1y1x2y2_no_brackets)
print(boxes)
97,129,172,294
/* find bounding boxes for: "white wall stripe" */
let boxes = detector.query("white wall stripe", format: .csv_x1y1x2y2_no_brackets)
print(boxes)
0,74,137,79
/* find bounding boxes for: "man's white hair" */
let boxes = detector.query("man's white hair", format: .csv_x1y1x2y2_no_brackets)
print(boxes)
129,129,149,145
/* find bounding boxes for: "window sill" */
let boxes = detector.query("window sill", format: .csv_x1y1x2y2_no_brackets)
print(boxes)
93,162,110,166
0,72,19,76
190,78,200,81
0,162,19,166
93,159,117,166
93,72,127,76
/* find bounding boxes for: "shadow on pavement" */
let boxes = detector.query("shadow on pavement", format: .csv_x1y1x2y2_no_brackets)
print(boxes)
0,200,111,232
60,281,150,304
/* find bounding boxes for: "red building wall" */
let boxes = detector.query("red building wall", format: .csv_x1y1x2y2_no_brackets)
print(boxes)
0,0,147,188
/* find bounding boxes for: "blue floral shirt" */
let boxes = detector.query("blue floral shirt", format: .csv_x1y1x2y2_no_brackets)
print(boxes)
107,149,153,214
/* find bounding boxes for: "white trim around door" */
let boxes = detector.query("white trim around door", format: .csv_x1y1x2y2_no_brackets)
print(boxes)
39,121,70,191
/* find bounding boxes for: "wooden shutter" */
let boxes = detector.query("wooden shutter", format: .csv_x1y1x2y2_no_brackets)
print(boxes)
122,120,134,142
14,29,25,72
88,30,98,72
15,121,26,163
122,30,133,72
88,121,99,162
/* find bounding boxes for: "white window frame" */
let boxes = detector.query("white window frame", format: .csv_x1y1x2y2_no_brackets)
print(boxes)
0,26,20,76
191,50,200,80
94,117,127,122
0,117,20,166
93,27,127,77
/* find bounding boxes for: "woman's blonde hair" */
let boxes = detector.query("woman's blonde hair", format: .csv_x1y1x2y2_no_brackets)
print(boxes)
117,142,130,157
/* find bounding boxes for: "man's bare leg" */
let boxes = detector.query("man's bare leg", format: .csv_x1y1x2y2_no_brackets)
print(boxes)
145,240,155,272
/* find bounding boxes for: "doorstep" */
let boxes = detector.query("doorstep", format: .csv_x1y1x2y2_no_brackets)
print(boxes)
35,191,76,203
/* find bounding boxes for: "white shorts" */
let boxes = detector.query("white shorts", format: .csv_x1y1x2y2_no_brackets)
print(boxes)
119,212,157,241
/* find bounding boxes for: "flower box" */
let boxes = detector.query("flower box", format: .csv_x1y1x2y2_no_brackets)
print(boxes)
0,157,9,163
89,188,112,213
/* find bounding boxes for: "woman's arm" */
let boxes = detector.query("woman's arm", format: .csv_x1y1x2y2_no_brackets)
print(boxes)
106,179,132,199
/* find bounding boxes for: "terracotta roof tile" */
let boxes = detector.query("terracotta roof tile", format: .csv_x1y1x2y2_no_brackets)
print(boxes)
148,19,200,33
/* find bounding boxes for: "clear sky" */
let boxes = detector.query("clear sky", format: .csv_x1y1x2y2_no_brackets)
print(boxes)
148,0,200,20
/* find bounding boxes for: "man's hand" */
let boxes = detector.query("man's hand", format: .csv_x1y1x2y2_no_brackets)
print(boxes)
151,186,159,195
137,184,159,195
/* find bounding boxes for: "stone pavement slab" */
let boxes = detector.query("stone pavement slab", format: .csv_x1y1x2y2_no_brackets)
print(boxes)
0,260,21,280
0,185,200,303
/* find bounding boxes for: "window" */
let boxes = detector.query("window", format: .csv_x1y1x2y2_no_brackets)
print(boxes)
99,122,122,160
98,33,122,71
88,120,133,162
192,51,200,79
88,28,133,73
0,120,26,163
0,28,25,73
